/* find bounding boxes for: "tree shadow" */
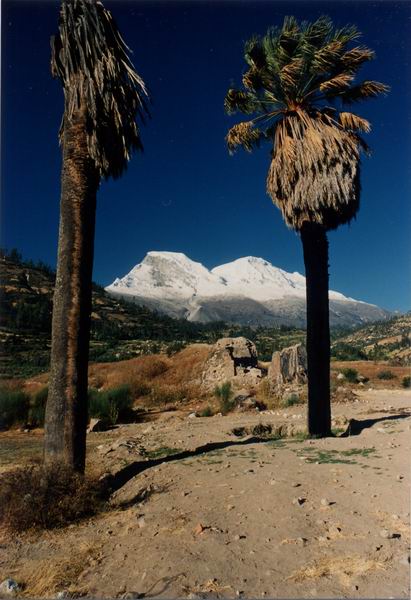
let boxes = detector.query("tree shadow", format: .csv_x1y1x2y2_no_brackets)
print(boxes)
340,413,409,437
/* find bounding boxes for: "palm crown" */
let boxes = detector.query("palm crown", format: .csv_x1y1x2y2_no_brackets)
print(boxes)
51,0,150,179
225,16,388,230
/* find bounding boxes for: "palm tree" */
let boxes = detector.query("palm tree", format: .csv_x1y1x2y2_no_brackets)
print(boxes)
225,16,387,436
44,0,149,472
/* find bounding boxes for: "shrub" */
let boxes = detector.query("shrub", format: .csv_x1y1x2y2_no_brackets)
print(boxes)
199,405,213,417
214,382,234,415
402,376,411,388
166,341,186,357
88,384,133,426
342,368,358,383
0,387,29,428
377,370,395,380
282,393,301,407
0,465,106,532
29,387,48,427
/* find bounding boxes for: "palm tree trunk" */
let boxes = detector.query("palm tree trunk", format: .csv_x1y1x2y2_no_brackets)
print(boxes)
44,107,99,472
300,222,332,437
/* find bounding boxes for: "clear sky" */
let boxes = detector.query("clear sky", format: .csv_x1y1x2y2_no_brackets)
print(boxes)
1,0,410,312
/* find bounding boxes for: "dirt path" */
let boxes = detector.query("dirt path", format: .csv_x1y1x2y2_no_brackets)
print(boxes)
1,389,410,598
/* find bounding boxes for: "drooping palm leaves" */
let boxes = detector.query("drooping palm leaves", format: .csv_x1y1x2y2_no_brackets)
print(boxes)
51,0,150,179
225,15,388,230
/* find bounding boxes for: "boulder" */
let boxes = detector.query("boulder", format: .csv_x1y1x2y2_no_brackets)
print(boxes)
268,344,307,386
0,579,20,597
201,337,262,390
87,418,109,433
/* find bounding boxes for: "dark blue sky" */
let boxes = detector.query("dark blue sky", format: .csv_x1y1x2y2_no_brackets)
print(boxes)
1,0,410,311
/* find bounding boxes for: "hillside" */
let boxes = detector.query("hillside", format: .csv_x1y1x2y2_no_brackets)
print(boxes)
0,252,305,378
332,313,411,365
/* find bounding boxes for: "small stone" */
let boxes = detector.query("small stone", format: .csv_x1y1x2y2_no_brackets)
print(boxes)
137,517,145,529
181,491,189,497
0,580,20,596
194,523,205,535
292,497,306,506
227,505,235,511
396,475,404,481
269,479,276,485
399,554,410,566
291,482,301,487
380,529,398,539
234,534,246,541
188,412,197,419
296,537,308,545
321,498,331,506
244,469,254,474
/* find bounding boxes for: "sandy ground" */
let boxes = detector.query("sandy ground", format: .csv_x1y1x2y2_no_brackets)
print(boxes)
0,389,410,599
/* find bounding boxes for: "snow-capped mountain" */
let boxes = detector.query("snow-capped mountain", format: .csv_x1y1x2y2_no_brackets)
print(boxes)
106,251,391,327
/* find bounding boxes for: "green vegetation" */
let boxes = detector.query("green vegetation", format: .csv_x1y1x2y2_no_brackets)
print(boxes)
0,386,30,428
145,446,183,460
282,393,301,407
214,381,234,415
29,387,48,427
88,385,133,426
402,376,411,388
296,446,377,464
342,367,359,383
199,405,214,417
377,369,395,380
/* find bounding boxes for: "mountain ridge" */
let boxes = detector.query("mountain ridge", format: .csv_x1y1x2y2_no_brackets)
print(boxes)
106,251,390,327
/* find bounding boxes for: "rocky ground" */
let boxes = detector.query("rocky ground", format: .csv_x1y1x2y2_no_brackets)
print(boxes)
0,388,410,599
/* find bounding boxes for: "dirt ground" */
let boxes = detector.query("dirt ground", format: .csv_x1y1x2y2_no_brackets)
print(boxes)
0,388,410,599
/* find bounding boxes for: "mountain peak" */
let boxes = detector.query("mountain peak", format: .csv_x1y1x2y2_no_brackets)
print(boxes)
105,251,390,327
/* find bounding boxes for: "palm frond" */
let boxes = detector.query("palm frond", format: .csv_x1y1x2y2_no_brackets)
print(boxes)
226,122,263,154
340,80,390,103
339,111,371,133
319,73,353,93
224,89,257,115
51,0,150,179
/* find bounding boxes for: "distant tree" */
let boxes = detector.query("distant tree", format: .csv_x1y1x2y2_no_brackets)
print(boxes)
225,16,387,436
44,0,150,472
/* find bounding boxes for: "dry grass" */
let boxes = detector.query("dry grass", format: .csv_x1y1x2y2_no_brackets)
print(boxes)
0,464,106,532
288,554,386,587
19,542,98,597
88,344,211,407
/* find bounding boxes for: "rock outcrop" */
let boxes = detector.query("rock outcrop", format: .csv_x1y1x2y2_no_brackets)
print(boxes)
201,337,263,390
268,343,307,386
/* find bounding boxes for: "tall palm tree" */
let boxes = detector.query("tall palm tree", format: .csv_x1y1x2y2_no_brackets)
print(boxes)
44,0,149,472
225,16,387,436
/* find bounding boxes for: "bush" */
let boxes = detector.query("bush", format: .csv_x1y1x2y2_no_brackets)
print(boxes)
88,384,133,426
29,387,48,427
0,465,106,532
377,370,395,380
342,368,358,383
402,376,411,388
0,387,30,428
214,382,234,415
282,393,301,407
199,405,213,417
166,341,186,357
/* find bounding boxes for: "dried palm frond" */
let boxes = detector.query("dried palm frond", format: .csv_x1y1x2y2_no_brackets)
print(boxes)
319,73,353,93
51,0,150,179
339,112,371,132
226,122,263,154
267,113,361,230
